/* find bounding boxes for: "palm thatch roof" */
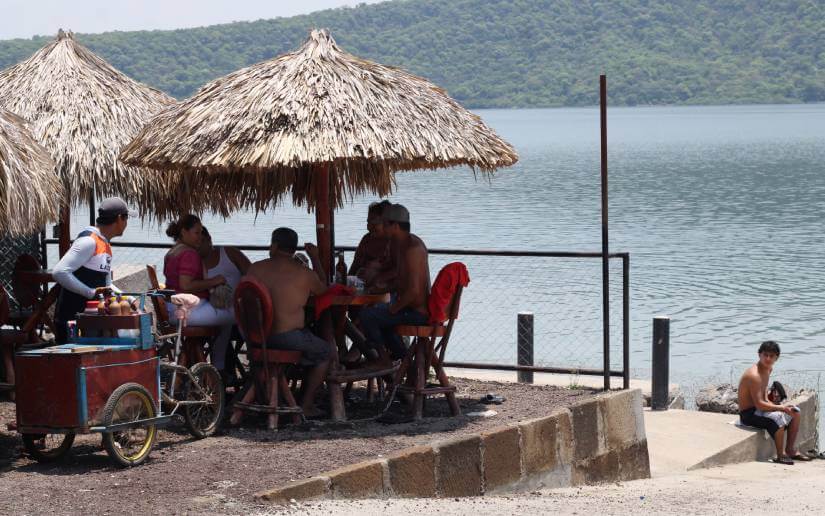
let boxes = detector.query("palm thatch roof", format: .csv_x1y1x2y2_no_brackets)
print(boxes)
0,29,175,205
0,110,62,236
121,29,518,217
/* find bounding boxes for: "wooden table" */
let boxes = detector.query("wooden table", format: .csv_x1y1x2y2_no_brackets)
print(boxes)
18,270,60,338
323,293,396,421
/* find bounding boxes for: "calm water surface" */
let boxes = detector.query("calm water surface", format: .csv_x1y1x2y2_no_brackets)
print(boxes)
69,103,825,388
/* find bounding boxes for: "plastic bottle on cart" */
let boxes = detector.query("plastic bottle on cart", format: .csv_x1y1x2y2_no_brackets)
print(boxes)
335,252,347,285
109,297,121,315
96,294,106,315
119,296,132,315
67,320,77,341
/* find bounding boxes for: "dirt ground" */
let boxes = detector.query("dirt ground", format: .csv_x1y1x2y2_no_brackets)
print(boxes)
0,378,593,515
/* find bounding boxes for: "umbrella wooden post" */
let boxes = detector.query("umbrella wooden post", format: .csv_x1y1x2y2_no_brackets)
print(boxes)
58,202,71,257
88,188,96,227
314,164,333,283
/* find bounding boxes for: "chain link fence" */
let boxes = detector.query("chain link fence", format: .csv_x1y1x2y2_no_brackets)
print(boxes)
0,234,42,308
45,240,629,384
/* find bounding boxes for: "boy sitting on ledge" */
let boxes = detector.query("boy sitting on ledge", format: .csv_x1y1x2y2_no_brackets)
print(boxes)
737,340,808,465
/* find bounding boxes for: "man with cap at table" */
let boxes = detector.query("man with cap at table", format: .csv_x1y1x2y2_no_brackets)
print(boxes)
358,203,431,361
52,197,135,343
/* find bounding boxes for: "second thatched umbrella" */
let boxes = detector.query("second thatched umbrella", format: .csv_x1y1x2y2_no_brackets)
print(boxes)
122,29,518,274
0,110,62,236
0,30,174,253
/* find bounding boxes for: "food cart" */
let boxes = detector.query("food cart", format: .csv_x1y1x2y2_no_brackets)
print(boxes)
15,293,224,467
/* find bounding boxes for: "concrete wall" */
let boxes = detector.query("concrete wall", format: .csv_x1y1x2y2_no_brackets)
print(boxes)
256,388,651,503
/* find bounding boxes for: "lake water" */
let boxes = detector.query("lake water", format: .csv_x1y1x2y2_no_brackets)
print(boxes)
65,103,825,397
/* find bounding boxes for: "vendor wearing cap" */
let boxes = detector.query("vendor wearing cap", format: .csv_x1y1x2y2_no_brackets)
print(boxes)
52,197,135,343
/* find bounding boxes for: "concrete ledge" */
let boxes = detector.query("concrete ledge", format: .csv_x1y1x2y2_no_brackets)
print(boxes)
328,459,387,499
519,413,560,475
436,435,483,497
387,446,436,497
255,476,330,503
254,388,650,503
481,426,522,491
645,392,819,475
689,391,819,470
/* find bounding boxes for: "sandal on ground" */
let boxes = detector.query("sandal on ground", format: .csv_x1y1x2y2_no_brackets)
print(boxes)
481,393,506,405
807,449,825,460
788,452,814,462
771,456,794,465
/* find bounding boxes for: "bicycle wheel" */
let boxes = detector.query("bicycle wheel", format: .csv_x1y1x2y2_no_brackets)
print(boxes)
184,362,225,438
100,383,157,467
22,432,75,462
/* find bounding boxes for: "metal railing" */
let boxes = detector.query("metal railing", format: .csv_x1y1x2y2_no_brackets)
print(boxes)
44,239,630,389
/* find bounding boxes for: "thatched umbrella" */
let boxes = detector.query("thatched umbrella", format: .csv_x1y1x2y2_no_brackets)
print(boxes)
122,29,518,274
0,29,174,253
0,110,62,236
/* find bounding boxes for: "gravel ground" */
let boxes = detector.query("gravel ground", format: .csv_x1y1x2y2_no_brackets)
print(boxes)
0,378,593,515
269,460,825,515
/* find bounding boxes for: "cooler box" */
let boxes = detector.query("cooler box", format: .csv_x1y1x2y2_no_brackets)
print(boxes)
15,344,159,432
75,312,154,349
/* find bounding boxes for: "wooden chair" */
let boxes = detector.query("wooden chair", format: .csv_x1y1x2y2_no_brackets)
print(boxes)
146,265,218,366
9,254,47,337
230,277,302,430
392,279,465,420
0,287,29,398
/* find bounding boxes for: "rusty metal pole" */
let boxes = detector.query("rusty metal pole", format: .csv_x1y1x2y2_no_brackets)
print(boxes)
600,74,610,391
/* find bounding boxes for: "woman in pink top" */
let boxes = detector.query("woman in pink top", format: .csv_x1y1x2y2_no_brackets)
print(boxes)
163,214,234,372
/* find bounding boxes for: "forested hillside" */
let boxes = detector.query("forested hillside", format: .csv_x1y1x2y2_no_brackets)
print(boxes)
0,0,821,108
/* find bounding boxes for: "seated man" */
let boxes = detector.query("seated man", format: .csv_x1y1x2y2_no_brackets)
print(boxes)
233,227,331,420
738,340,804,465
350,200,395,290
359,204,430,360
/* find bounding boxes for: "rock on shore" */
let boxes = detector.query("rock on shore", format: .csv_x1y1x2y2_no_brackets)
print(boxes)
695,384,739,414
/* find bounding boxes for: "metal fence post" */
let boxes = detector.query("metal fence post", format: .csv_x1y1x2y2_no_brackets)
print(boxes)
651,316,670,410
517,312,534,384
622,253,630,390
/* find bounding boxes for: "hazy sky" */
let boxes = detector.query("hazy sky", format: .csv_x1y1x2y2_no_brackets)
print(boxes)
1,0,386,40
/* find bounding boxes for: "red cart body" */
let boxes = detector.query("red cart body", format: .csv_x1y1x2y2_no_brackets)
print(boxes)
15,344,159,433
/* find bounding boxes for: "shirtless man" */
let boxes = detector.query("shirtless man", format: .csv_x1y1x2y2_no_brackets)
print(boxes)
233,227,331,421
738,341,803,465
349,200,394,289
359,204,430,360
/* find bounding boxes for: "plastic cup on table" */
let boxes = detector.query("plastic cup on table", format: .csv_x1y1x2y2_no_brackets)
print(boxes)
347,275,365,294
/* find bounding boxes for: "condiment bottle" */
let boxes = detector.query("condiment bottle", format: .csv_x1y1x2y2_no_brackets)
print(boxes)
97,294,106,315
119,296,131,315
108,296,121,315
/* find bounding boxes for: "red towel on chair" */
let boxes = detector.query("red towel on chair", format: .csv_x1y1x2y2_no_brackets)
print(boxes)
428,262,470,324
313,284,355,319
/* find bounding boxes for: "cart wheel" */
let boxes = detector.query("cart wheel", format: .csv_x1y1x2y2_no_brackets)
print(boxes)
22,432,75,462
101,383,157,467
184,362,225,438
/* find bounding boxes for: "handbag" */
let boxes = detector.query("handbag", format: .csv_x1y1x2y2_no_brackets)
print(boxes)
209,283,233,309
